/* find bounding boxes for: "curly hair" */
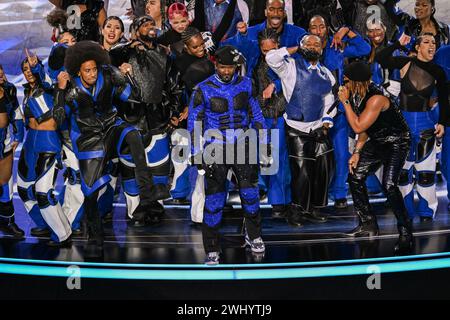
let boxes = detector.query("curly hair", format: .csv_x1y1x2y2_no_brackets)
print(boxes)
64,40,111,75
46,8,68,29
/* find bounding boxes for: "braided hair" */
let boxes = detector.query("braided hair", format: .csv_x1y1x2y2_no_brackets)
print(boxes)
181,26,202,44
257,28,280,45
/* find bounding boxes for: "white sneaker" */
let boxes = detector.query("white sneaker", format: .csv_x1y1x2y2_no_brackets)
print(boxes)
245,235,266,253
204,251,220,265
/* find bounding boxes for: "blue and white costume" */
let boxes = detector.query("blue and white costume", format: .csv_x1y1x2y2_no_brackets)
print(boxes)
376,42,450,219
17,63,71,242
47,42,87,232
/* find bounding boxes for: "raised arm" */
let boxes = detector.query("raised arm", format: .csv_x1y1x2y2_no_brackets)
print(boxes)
111,65,141,103
342,31,372,58
381,0,413,27
265,47,298,79
375,41,411,70
339,89,389,134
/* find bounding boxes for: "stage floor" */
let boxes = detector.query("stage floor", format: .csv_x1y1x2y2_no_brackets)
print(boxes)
2,187,450,265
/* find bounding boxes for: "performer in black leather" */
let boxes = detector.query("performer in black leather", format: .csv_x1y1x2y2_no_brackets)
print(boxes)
338,61,413,254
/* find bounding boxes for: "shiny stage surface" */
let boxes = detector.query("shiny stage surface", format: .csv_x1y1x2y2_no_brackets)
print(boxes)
3,189,450,300
2,188,450,269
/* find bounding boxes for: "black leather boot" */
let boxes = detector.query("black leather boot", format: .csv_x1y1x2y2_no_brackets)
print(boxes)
301,209,328,223
147,201,165,224
286,206,304,227
85,227,104,258
272,205,287,218
102,211,113,224
0,216,25,240
347,211,379,237
47,236,72,248
31,227,51,237
394,225,414,255
334,198,348,209
84,192,104,256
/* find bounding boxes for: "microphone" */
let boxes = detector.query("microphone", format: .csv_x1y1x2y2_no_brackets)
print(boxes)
124,71,137,88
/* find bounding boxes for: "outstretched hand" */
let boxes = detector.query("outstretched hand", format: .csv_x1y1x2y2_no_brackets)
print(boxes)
25,48,38,68
331,27,349,50
398,33,412,47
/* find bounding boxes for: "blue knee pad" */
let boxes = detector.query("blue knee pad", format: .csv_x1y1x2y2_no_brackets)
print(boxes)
204,192,227,227
146,134,170,185
122,178,139,196
240,187,260,215
0,180,14,218
17,186,48,228
36,189,58,209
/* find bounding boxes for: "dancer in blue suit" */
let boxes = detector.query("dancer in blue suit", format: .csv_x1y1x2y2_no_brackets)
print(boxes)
17,52,72,246
188,46,269,265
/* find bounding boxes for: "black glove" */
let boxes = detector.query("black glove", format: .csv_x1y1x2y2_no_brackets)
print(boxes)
52,89,67,127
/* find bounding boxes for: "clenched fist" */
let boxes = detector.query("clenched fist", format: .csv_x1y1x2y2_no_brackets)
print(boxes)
119,63,133,76
57,71,70,90
236,21,248,35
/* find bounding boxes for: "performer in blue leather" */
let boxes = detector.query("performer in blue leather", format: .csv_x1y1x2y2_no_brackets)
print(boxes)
17,57,72,246
188,46,268,264
54,41,160,253
44,12,85,234
223,0,306,82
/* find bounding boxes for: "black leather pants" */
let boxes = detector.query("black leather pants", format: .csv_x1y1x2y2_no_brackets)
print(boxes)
286,126,335,213
348,138,412,231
